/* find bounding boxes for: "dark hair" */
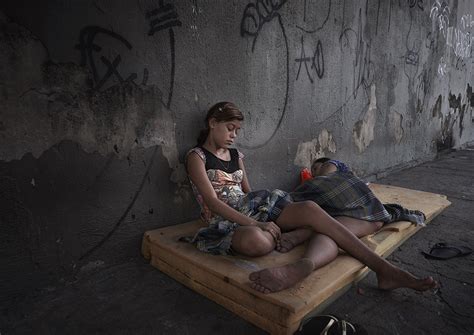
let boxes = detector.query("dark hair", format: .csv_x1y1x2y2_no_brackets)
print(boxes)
311,157,331,169
196,102,244,146
312,157,331,167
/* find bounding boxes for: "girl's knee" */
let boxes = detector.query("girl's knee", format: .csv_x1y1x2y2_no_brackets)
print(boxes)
243,231,274,256
233,228,274,257
297,201,324,218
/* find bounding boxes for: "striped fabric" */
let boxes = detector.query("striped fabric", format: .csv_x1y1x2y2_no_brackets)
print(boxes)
290,171,425,225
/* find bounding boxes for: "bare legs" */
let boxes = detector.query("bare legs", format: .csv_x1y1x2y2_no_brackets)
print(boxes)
249,202,436,293
276,217,383,253
231,225,276,257
276,228,313,252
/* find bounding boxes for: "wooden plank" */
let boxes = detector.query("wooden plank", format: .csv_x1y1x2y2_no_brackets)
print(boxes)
146,241,291,324
142,183,451,334
150,253,295,335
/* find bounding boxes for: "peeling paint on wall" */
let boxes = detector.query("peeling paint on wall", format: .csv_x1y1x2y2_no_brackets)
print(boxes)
0,17,186,184
353,84,377,153
294,129,336,167
388,110,404,144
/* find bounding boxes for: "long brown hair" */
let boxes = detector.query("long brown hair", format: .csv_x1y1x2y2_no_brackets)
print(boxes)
196,102,244,146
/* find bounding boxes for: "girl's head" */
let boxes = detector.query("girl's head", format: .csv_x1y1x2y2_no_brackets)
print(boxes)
197,102,244,147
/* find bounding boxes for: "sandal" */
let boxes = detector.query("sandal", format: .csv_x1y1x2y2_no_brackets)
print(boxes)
295,314,364,335
422,242,472,260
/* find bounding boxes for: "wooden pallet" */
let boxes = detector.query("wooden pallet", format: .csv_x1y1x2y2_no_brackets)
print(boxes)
142,184,450,334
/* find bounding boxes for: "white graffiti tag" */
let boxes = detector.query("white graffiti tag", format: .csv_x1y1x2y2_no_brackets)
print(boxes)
446,27,472,59
430,0,450,37
437,57,447,76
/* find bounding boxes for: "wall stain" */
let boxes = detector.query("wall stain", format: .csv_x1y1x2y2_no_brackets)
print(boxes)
353,84,377,153
437,112,454,152
448,92,461,109
467,84,473,108
432,95,442,118
459,103,466,137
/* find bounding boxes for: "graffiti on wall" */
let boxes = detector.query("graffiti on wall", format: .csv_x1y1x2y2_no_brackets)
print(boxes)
339,7,375,101
296,0,331,33
294,1,330,84
430,0,450,38
295,35,324,83
445,18,472,59
430,1,473,78
76,27,149,91
76,1,182,109
76,2,183,258
438,56,447,76
240,0,289,148
146,1,182,109
407,0,424,11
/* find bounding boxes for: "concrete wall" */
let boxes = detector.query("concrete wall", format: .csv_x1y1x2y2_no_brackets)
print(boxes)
1,0,472,302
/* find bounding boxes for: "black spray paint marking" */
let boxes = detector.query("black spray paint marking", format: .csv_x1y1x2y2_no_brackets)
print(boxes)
296,0,331,34
376,0,381,35
295,35,324,83
76,26,149,91
407,0,424,11
79,146,158,260
303,0,307,22
146,1,182,109
405,49,419,65
339,8,375,100
146,2,182,35
240,0,288,51
240,0,289,149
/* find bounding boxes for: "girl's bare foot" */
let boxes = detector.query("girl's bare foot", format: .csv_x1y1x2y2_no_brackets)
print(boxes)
248,258,314,293
276,229,313,253
377,266,438,291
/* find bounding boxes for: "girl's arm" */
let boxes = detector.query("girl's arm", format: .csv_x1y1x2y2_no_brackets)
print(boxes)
187,152,258,227
239,158,251,193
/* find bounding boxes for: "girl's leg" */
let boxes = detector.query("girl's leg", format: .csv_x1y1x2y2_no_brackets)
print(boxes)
251,217,379,292
335,216,384,237
250,202,436,293
252,233,339,293
276,217,383,253
231,226,276,257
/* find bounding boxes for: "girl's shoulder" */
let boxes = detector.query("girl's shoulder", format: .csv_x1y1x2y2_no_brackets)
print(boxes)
236,148,244,160
186,147,206,163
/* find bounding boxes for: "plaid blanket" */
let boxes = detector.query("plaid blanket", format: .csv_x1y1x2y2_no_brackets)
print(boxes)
180,189,292,255
290,172,425,225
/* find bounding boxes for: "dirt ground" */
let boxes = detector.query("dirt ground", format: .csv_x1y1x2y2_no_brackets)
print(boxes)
2,148,473,335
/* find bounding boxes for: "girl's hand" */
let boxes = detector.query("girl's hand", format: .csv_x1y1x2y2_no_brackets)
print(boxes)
256,221,281,241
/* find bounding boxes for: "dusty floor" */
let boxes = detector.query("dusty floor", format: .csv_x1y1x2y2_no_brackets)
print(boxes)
2,148,473,335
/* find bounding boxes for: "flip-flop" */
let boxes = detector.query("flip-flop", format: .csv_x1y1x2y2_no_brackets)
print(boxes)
295,314,363,335
295,315,339,335
422,242,472,260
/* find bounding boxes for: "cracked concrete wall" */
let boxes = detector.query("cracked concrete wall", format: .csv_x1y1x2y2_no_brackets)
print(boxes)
0,1,472,302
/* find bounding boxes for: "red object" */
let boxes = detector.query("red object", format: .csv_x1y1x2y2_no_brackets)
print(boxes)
300,168,312,184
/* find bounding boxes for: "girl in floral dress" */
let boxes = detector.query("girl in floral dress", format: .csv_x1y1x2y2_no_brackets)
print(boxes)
185,101,437,294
